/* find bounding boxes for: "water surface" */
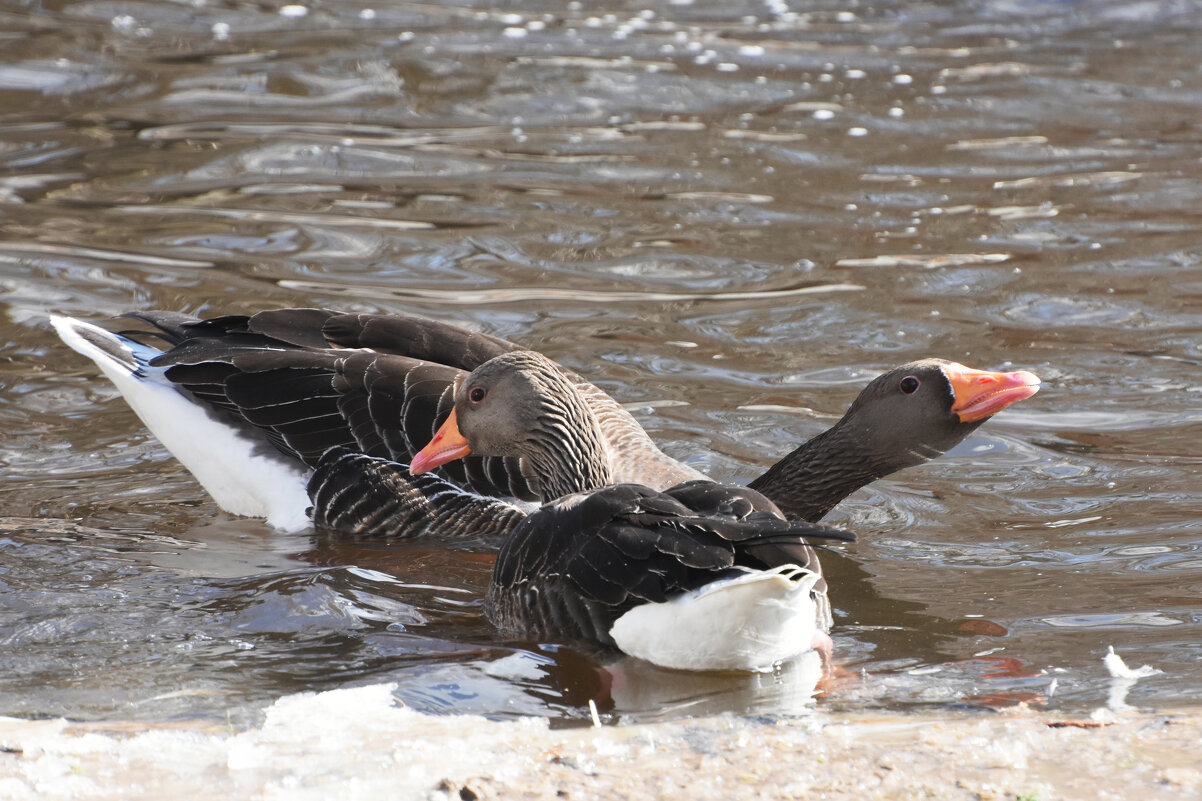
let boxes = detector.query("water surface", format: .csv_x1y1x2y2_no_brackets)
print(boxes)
1,0,1200,725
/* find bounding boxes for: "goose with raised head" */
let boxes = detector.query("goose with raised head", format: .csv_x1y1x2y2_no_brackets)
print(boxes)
747,360,1041,522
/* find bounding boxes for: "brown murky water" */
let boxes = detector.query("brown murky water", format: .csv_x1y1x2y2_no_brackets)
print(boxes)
1,0,1200,726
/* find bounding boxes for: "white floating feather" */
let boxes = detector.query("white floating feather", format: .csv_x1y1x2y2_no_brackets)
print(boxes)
1103,645,1161,680
1103,645,1163,714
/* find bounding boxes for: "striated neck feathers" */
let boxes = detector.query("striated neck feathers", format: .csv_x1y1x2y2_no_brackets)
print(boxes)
525,388,613,501
475,351,614,502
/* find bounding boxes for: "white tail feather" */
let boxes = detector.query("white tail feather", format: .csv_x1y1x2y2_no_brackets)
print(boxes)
51,315,312,532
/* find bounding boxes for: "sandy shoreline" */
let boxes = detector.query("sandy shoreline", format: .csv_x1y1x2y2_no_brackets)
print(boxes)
2,684,1199,800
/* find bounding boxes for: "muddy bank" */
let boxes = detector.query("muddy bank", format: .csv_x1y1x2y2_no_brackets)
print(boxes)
1,684,1198,801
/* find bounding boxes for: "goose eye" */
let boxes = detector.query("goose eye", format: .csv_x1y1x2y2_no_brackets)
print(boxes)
468,386,487,403
899,376,921,395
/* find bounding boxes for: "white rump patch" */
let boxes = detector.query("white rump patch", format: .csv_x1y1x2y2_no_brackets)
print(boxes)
609,565,822,672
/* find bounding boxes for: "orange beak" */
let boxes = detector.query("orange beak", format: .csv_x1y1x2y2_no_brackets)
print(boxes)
409,408,472,474
944,363,1041,423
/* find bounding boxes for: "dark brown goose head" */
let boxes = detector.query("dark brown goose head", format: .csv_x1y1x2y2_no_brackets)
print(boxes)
410,350,612,501
748,359,1040,522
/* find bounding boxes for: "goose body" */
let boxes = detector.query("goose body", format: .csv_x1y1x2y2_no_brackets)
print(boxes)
484,481,851,672
51,309,702,536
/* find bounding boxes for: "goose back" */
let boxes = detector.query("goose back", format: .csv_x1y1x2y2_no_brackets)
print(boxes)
124,310,538,503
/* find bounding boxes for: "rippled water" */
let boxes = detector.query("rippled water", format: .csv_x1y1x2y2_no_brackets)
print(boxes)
1,0,1200,725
